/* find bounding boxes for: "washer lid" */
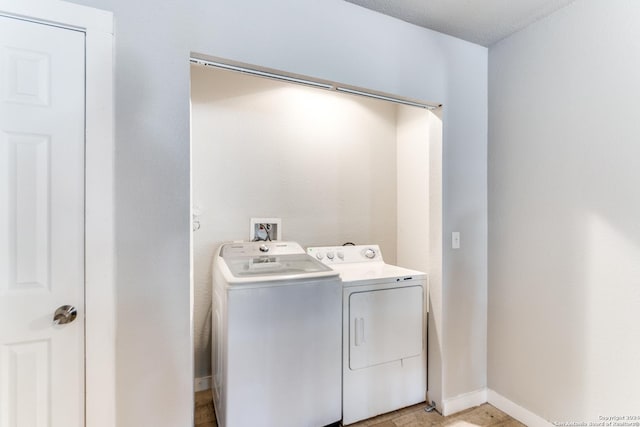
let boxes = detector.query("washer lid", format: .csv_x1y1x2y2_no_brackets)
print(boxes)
223,253,336,282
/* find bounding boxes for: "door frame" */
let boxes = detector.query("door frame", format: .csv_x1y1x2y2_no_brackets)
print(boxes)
0,1,115,426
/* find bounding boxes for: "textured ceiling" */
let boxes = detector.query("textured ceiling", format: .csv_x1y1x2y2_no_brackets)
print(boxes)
344,0,576,46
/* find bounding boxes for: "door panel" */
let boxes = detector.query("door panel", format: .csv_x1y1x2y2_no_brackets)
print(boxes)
6,133,50,291
349,285,423,370
0,16,85,427
2,341,50,426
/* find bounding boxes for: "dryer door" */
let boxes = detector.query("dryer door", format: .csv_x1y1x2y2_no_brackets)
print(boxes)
349,285,423,370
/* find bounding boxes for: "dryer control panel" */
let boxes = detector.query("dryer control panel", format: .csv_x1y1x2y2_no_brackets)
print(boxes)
307,245,384,265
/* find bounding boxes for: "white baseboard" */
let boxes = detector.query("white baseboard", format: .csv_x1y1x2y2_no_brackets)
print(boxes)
488,389,552,427
442,388,488,416
195,376,212,392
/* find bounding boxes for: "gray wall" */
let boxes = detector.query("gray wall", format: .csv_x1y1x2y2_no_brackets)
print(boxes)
489,0,640,421
68,0,487,424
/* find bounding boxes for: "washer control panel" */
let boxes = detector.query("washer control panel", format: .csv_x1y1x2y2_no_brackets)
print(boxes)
306,245,384,265
222,241,303,258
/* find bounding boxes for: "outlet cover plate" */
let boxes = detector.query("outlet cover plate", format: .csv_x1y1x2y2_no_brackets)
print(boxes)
452,231,460,249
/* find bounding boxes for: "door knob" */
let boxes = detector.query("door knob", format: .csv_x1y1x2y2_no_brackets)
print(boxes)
53,305,77,325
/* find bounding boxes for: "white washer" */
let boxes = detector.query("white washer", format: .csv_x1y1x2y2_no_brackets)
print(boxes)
307,245,428,425
212,241,342,427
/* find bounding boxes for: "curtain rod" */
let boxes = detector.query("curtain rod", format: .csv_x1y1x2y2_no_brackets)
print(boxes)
190,58,438,110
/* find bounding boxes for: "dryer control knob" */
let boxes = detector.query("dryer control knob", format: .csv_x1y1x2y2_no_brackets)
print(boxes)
316,252,324,260
327,252,335,260
364,248,376,259
259,244,269,252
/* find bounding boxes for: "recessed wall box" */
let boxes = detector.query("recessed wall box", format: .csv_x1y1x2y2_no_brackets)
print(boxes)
250,218,282,241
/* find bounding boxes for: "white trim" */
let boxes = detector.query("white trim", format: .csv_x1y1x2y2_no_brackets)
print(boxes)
195,376,212,392
84,18,116,427
442,388,487,416
0,0,111,32
0,1,116,426
488,389,552,427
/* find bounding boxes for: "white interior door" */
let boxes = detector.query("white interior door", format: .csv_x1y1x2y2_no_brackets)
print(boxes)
0,15,85,427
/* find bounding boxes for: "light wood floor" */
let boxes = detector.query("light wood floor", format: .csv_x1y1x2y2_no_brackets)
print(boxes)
195,389,216,427
195,389,525,427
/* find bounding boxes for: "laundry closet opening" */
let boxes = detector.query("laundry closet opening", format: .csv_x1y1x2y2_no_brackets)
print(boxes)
189,56,443,403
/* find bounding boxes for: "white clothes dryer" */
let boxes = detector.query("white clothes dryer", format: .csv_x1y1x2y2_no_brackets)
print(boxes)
212,241,342,427
307,245,428,425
